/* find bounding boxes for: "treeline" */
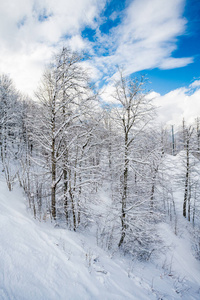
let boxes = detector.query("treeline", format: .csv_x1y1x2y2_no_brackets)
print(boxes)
0,47,200,259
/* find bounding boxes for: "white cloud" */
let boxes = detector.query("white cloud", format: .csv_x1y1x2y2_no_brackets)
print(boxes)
0,0,106,96
189,80,200,88
67,35,88,51
99,80,200,128
0,44,54,97
153,84,200,125
92,0,193,78
159,57,193,69
0,0,195,101
100,83,118,104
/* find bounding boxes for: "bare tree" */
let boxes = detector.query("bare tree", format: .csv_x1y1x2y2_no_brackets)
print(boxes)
182,125,194,219
33,47,98,224
110,70,155,248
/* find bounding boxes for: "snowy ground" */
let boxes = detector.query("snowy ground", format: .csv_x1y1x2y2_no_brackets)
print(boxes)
0,162,200,299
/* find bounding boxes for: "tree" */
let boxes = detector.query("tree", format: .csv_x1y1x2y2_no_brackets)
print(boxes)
33,47,98,224
110,70,155,248
0,74,23,190
182,124,194,219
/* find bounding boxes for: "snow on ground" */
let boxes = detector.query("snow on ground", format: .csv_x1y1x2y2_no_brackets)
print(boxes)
0,174,150,300
0,154,200,300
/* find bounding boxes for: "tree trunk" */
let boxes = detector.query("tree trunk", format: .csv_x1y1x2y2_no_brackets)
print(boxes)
63,167,69,224
150,170,157,211
188,182,191,222
51,155,56,220
51,111,56,220
68,169,76,231
183,139,189,218
69,189,76,231
118,136,128,247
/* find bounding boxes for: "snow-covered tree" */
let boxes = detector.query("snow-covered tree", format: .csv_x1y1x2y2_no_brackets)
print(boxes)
31,47,99,225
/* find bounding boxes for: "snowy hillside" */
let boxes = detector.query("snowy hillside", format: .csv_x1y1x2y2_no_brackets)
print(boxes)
0,158,200,300
0,174,148,300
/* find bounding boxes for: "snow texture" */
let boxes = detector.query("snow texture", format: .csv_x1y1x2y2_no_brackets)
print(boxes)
0,162,200,300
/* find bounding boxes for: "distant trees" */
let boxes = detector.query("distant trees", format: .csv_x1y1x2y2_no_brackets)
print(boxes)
1,47,200,261
184,122,200,227
0,74,17,161
182,124,194,219
0,74,25,191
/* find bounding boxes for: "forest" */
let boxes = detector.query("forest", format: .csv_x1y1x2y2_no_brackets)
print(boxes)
0,46,200,261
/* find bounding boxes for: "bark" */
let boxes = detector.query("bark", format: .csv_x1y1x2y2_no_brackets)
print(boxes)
118,134,128,247
69,189,76,231
150,181,155,211
69,169,77,231
51,95,57,220
51,153,56,220
183,139,189,218
188,183,191,222
77,173,82,226
63,167,69,224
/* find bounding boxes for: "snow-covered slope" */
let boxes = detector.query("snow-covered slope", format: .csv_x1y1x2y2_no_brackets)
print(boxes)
0,166,200,300
0,175,149,300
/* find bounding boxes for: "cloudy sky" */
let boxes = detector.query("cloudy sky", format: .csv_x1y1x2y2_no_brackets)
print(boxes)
0,0,200,125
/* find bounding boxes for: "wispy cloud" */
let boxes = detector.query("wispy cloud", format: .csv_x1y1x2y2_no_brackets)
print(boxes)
159,57,193,69
0,0,194,97
92,0,193,80
189,79,200,88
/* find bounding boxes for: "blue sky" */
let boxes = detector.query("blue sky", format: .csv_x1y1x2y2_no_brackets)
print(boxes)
81,0,200,95
145,0,200,94
0,0,199,124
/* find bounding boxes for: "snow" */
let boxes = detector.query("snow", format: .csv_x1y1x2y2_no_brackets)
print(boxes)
0,153,200,300
158,223,200,285
0,174,148,300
